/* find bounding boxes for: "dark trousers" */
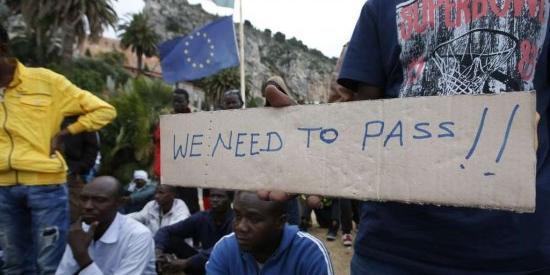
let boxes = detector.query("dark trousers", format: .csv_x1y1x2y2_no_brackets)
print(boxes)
311,199,353,234
163,236,205,275
339,199,353,234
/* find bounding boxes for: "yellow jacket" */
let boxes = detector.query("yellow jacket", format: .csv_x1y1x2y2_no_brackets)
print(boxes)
0,62,116,185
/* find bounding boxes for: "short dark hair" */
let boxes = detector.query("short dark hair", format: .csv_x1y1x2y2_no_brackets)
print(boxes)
234,191,285,216
173,88,189,101
0,24,8,44
222,89,244,105
210,188,234,201
159,184,176,194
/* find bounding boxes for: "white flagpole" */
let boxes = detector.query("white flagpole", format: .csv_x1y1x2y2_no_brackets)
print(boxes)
239,0,246,108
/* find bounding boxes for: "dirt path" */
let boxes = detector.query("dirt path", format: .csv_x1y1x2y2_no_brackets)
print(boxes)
308,226,353,275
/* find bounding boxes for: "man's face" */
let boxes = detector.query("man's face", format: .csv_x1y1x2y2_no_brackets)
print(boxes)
134,178,146,188
209,189,231,213
80,179,120,225
154,185,175,209
172,94,189,113
233,192,285,253
222,93,242,110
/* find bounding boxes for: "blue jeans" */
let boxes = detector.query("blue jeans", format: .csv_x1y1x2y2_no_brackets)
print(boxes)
0,184,69,275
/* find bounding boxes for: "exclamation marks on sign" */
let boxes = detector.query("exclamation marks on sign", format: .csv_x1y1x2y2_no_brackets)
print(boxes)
460,104,520,176
495,104,520,163
464,107,489,161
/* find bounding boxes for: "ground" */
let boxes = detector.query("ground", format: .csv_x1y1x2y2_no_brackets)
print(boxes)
308,226,353,275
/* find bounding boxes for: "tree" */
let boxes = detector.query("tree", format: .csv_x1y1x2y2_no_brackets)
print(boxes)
6,0,117,64
54,0,118,60
99,77,173,183
118,13,160,73
5,0,118,65
194,67,251,110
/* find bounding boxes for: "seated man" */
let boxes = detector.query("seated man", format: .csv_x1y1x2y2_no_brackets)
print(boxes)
56,176,156,275
61,115,101,223
155,189,234,275
122,170,157,213
206,191,334,275
128,184,191,235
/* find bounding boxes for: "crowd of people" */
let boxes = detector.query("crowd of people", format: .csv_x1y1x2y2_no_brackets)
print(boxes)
1,0,550,274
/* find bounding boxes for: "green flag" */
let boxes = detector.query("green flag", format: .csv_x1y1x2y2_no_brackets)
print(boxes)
211,0,234,8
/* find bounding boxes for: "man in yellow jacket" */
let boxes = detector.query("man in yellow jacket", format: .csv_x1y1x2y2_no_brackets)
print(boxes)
0,24,116,274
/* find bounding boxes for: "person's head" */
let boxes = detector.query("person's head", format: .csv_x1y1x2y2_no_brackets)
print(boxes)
132,170,149,188
221,89,243,110
232,191,286,254
173,88,190,113
209,189,233,213
154,184,176,211
80,176,124,226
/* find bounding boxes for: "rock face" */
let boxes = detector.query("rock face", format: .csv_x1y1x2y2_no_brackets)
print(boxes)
144,0,336,103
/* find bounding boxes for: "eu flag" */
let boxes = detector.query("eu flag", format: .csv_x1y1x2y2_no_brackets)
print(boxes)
159,16,239,83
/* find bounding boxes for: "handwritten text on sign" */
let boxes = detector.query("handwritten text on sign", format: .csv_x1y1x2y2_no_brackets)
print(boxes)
161,92,536,212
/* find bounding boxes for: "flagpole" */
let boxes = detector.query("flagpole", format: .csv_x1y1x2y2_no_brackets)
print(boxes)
239,0,246,108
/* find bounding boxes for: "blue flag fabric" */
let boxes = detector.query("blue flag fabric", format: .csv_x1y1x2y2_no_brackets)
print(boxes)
211,0,234,8
159,16,239,83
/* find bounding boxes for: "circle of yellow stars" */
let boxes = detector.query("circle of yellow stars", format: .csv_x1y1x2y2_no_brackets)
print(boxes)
183,31,216,70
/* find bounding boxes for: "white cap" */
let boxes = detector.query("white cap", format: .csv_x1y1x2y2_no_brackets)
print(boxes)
133,170,148,181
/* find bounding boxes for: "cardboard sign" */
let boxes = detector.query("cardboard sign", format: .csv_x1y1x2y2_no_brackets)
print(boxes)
161,92,537,212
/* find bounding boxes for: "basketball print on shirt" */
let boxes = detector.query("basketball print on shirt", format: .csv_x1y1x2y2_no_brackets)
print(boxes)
396,0,549,97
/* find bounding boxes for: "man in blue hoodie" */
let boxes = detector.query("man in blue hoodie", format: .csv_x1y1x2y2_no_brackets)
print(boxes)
206,191,334,275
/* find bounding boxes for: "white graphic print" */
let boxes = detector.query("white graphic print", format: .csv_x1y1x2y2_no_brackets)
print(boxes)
396,0,549,97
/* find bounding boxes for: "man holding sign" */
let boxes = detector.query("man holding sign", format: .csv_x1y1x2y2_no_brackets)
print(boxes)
263,0,550,274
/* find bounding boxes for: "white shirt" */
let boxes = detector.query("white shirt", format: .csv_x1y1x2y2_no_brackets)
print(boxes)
55,213,157,275
128,198,191,235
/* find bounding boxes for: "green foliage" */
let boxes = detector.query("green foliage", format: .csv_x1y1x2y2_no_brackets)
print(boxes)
118,13,160,72
0,3,10,22
193,67,251,109
99,77,173,183
263,28,272,39
165,16,184,33
246,97,265,108
9,0,118,64
47,57,130,95
273,31,286,42
288,37,308,51
96,51,127,67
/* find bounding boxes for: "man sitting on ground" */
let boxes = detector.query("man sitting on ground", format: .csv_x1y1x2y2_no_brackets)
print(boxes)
56,176,156,275
206,191,334,275
155,189,234,275
128,184,191,235
122,170,157,213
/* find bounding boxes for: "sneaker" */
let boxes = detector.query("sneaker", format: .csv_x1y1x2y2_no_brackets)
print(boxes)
342,234,353,247
326,231,337,241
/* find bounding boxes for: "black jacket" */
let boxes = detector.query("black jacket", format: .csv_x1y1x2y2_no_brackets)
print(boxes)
61,116,100,176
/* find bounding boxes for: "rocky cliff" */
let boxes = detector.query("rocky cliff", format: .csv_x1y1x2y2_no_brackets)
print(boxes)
144,0,337,103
